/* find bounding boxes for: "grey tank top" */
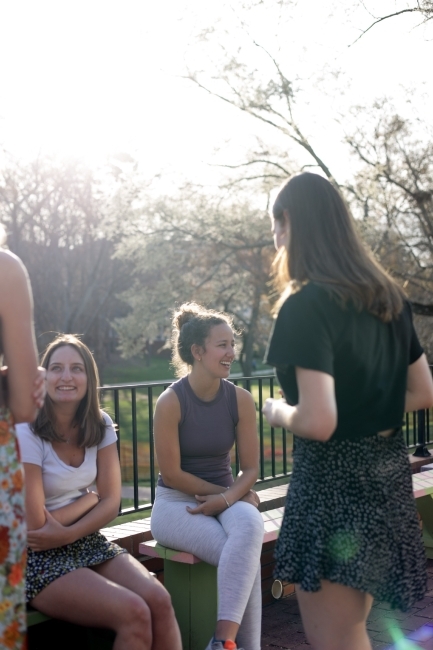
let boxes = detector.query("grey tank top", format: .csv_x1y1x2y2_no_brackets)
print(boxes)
157,376,239,489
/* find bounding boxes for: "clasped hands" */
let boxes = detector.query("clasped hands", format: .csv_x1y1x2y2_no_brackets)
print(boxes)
27,491,100,551
187,489,260,517
27,508,72,551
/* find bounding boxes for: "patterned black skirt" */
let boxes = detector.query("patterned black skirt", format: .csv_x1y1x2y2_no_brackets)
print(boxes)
274,428,427,611
26,531,127,602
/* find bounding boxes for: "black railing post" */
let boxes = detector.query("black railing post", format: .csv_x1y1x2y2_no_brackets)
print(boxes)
413,409,431,457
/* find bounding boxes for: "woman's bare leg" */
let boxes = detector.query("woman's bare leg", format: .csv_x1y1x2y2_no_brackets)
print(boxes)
31,567,153,650
92,553,182,650
296,580,373,650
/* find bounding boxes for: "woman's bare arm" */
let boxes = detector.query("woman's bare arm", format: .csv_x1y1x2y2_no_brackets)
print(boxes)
49,491,100,526
223,387,258,502
0,251,39,422
27,443,122,551
262,367,337,442
24,464,100,529
23,463,47,531
405,354,433,413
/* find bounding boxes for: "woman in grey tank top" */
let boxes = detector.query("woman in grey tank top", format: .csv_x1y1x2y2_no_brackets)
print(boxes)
151,303,264,650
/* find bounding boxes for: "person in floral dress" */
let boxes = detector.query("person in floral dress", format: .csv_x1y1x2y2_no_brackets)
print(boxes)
0,242,43,650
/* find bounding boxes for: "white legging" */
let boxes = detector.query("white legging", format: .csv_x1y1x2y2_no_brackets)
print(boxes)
151,486,264,650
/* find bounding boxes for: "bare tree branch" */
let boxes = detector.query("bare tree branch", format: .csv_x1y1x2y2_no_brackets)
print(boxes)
350,7,423,46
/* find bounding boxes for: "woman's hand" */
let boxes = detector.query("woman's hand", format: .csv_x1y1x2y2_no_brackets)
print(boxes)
27,508,74,551
186,494,228,517
262,397,288,429
240,489,260,508
33,366,46,409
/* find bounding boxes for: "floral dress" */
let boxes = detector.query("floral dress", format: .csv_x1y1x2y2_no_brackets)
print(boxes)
0,408,26,650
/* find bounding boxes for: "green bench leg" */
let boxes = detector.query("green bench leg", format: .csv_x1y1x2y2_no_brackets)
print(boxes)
164,560,217,650
27,609,52,627
416,494,433,558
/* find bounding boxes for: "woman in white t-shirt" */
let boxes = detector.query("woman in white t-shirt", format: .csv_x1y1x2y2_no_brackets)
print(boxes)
17,334,181,650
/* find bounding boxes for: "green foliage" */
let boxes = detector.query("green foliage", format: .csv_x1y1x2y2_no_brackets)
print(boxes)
102,357,175,385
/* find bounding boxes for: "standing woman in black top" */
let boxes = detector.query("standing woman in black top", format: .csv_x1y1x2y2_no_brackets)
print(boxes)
262,172,433,650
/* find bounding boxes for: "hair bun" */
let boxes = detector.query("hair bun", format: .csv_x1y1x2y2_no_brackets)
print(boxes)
173,303,203,331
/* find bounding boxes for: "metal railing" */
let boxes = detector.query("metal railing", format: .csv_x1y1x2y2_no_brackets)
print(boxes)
99,374,433,517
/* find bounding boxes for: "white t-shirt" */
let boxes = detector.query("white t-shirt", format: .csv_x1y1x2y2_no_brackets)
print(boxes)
16,412,117,512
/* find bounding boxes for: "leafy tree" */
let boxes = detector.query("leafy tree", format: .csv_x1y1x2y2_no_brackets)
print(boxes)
114,190,275,375
0,155,132,367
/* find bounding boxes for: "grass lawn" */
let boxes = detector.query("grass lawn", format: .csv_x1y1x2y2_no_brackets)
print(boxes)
101,357,175,385
101,356,270,385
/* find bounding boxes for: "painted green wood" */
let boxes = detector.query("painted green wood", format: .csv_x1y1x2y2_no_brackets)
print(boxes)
190,562,217,650
152,542,168,559
164,559,217,650
165,561,192,649
26,608,51,627
417,494,433,551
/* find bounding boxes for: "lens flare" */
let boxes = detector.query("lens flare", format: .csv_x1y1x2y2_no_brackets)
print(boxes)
327,530,360,562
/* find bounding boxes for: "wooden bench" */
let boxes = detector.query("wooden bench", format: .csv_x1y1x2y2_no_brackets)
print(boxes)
413,469,433,558
139,507,284,650
27,484,287,650
139,470,433,650
26,467,432,648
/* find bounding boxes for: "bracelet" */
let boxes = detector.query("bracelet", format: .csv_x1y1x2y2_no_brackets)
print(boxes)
220,492,231,509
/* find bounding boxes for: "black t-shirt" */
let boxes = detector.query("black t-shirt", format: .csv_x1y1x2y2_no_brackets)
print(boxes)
265,282,423,440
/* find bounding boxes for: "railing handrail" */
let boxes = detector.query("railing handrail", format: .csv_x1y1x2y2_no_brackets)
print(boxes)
99,372,432,517
101,373,275,390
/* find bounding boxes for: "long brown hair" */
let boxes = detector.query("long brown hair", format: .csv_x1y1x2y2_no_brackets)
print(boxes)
32,334,106,447
272,172,405,321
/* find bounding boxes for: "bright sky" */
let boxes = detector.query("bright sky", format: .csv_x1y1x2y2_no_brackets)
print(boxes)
0,0,431,185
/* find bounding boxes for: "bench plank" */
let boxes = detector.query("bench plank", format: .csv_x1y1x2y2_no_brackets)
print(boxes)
139,507,286,562
413,470,433,499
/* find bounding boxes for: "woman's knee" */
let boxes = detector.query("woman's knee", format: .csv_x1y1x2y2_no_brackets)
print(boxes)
144,579,175,619
233,504,264,541
117,591,152,630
